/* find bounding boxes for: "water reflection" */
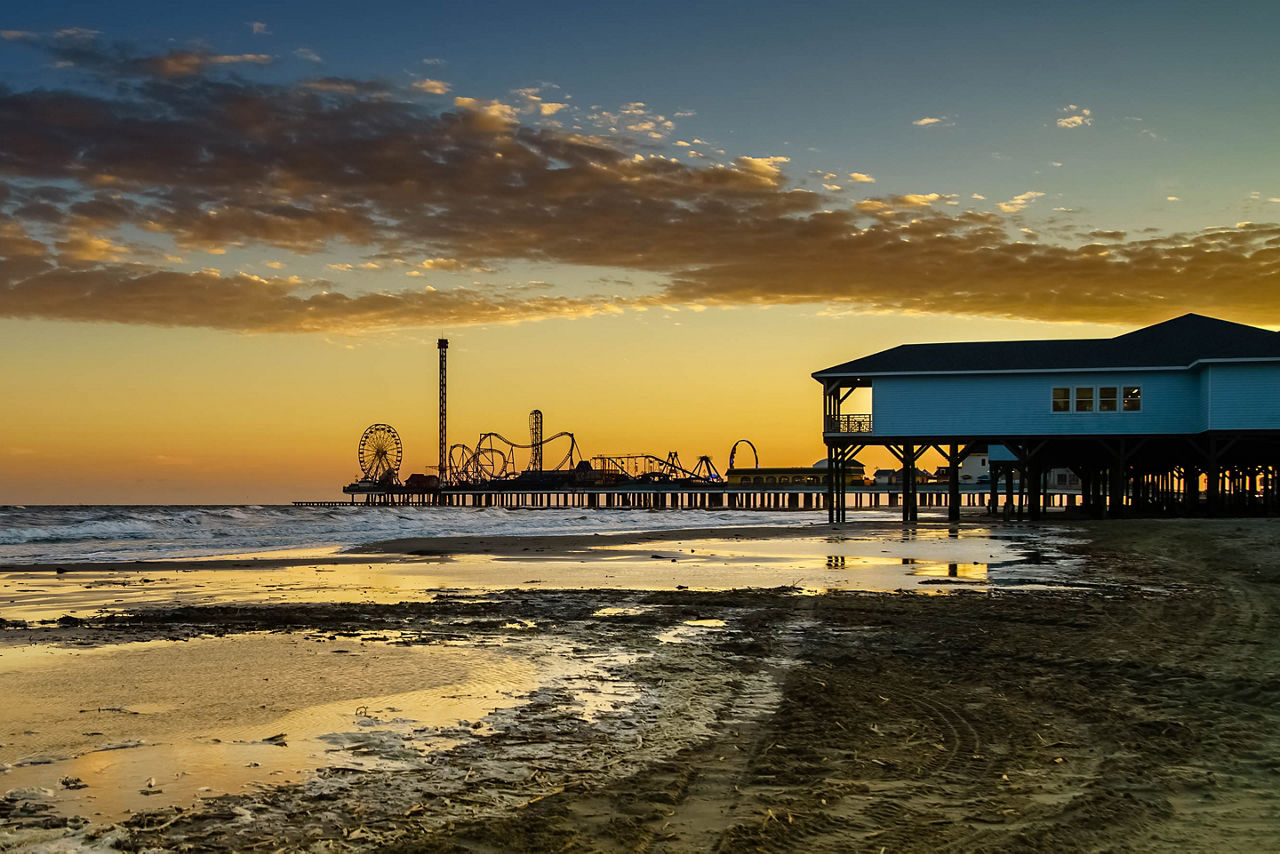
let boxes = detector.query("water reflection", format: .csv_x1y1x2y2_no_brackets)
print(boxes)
0,632,631,823
0,527,1084,623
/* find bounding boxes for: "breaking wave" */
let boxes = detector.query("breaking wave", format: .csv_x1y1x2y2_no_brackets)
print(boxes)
0,505,812,564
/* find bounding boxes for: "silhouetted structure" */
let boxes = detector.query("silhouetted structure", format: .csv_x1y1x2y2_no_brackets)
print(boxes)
438,338,448,482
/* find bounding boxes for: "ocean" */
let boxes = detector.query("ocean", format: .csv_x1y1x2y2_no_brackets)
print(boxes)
0,505,821,565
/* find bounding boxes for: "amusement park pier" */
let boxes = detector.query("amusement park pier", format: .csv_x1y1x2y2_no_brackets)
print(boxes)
294,338,1076,517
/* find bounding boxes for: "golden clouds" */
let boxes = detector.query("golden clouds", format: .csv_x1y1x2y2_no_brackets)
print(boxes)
1,36,1279,334
997,191,1046,213
0,266,626,333
1056,105,1093,128
452,97,517,129
56,230,129,263
732,156,791,186
412,79,450,95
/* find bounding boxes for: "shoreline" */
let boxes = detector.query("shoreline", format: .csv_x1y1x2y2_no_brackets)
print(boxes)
0,520,903,573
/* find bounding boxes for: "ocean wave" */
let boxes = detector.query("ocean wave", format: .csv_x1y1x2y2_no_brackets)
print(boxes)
0,505,814,564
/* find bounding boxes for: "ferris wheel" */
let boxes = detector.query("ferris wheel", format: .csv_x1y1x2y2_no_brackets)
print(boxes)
358,424,403,482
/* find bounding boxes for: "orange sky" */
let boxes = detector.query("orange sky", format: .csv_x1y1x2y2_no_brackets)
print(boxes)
0,311,1129,504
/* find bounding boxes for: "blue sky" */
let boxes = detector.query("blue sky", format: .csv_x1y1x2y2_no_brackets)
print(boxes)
5,1,1277,240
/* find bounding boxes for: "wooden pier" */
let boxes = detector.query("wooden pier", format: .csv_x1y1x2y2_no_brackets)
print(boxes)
295,483,1083,512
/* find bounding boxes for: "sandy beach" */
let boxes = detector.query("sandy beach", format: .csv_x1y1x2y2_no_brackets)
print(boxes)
2,517,1279,851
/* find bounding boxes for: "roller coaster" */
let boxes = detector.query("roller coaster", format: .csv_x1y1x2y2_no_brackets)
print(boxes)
443,410,763,489
589,452,721,483
448,428,583,484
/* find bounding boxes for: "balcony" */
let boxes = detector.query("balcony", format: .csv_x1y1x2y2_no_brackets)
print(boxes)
825,413,872,434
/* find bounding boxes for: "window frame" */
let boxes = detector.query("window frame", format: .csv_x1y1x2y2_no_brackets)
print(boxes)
1098,386,1118,412
1051,383,1143,413
1074,387,1094,412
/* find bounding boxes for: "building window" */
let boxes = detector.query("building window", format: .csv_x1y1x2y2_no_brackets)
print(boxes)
1098,387,1118,411
1075,387,1094,412
1051,387,1070,412
1123,386,1142,411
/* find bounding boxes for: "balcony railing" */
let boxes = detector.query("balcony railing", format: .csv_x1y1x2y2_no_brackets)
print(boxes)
825,413,873,434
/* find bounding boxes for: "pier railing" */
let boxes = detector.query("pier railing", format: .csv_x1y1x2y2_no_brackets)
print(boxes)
825,413,873,434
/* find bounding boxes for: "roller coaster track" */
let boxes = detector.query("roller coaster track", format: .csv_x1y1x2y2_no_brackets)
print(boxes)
591,451,721,482
727,439,759,470
448,431,581,483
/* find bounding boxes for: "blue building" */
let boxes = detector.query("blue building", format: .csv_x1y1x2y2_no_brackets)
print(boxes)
813,314,1280,521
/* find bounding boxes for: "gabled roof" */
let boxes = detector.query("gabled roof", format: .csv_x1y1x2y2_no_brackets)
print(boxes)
813,314,1280,380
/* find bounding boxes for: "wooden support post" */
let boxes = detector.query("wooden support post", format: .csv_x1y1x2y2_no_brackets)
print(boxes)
1027,459,1042,522
948,443,961,523
826,444,837,523
1003,465,1014,520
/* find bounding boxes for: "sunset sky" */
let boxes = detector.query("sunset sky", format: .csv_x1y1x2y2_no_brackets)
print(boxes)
2,1,1278,503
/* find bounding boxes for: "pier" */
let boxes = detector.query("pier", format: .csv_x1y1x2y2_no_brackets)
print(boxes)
295,483,1082,513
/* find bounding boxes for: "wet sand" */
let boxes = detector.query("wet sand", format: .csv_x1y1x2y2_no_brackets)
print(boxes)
3,518,1280,851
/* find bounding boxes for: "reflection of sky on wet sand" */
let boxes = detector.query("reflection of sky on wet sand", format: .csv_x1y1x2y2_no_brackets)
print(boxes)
0,632,629,823
0,528,1085,622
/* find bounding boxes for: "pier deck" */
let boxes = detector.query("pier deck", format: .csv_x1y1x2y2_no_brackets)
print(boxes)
296,483,1080,513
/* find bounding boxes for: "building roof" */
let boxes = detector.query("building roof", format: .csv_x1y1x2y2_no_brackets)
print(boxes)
813,314,1280,381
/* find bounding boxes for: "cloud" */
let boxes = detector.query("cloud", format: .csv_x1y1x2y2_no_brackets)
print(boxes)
656,212,1280,327
56,229,129,263
589,102,676,138
848,172,875,183
0,267,623,332
1167,196,1180,201
733,156,790,186
418,257,466,270
1057,105,1093,128
1,35,1279,332
898,193,945,207
302,77,387,95
453,96,517,129
997,191,1046,213
913,116,952,127
294,48,322,63
148,51,273,77
249,22,270,35
413,78,450,95
6,31,273,79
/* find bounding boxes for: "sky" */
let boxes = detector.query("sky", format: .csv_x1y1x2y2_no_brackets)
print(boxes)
1,0,1278,504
